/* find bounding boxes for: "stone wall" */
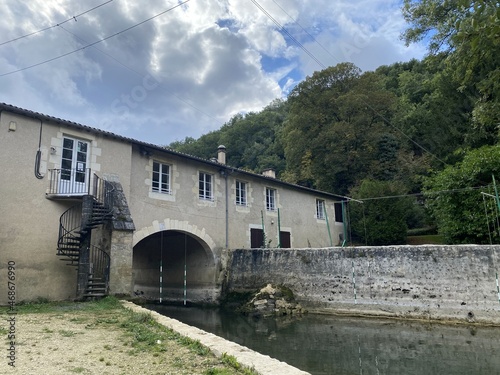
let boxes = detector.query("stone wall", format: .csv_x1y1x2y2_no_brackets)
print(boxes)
226,246,500,324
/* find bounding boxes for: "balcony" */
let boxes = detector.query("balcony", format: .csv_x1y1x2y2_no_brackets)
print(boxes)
47,168,111,202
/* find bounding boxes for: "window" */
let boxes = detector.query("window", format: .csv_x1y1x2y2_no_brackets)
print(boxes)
251,228,264,248
199,172,213,200
279,231,291,248
152,161,170,194
236,180,247,206
316,199,326,220
266,188,276,211
334,202,344,223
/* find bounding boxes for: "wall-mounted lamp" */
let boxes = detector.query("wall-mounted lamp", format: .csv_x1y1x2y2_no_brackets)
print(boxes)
271,219,274,225
50,146,57,155
8,121,16,132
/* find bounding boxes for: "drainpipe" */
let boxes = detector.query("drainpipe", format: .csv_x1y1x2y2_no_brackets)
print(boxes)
224,171,229,248
217,145,229,249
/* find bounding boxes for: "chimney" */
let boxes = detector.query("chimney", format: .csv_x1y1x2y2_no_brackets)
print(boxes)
217,145,226,164
262,168,276,178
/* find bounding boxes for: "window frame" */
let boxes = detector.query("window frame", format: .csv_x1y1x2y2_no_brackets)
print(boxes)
265,187,277,211
316,199,326,220
152,161,171,194
235,180,247,206
199,171,214,201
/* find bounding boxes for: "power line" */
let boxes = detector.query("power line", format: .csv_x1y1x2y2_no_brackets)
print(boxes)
0,0,191,78
355,185,491,202
58,24,221,124
249,0,326,69
0,0,114,47
253,0,448,166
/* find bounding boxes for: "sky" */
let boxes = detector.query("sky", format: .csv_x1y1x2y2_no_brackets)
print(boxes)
0,0,426,146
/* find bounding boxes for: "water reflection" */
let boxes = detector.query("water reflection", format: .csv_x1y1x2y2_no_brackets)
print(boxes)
148,305,500,375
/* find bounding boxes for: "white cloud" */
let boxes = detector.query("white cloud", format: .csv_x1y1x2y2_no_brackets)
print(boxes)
0,0,426,145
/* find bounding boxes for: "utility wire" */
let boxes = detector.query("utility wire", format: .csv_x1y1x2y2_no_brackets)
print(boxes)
253,0,448,166
249,0,326,69
58,24,220,124
356,185,491,202
0,0,191,78
0,0,114,47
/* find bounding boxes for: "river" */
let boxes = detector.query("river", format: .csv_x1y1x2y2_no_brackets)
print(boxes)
148,304,500,375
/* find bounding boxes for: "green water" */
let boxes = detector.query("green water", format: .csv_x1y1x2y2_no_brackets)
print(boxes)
149,305,500,375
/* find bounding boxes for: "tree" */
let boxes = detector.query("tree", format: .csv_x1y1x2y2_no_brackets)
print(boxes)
282,63,400,195
402,0,499,137
168,99,288,175
349,179,413,246
423,145,500,244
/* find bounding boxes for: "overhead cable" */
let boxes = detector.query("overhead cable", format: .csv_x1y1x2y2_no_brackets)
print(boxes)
0,0,191,78
0,0,114,47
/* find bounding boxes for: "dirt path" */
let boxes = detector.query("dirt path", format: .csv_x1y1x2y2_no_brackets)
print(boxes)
0,301,250,375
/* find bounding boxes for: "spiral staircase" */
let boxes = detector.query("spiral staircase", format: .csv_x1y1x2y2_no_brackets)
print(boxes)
52,171,114,299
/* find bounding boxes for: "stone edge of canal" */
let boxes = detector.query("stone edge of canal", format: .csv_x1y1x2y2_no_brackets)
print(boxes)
121,301,311,375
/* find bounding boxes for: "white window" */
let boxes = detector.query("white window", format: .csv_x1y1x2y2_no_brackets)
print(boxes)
152,161,170,194
199,172,213,200
266,188,276,211
236,180,247,206
316,199,326,220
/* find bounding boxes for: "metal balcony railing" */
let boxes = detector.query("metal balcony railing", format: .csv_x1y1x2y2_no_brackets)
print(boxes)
48,168,92,196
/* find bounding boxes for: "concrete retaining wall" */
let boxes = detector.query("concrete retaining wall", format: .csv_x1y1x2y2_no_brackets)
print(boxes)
226,245,500,324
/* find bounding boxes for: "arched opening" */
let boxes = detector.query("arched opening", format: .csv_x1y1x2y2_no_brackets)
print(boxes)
132,230,218,304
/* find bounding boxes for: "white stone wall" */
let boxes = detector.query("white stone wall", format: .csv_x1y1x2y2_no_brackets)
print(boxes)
228,246,500,324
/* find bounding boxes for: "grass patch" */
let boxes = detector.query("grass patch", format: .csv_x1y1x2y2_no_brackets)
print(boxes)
1,297,255,374
59,329,76,337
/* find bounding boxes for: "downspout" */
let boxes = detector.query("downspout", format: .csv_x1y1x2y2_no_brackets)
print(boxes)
34,119,44,179
225,171,229,248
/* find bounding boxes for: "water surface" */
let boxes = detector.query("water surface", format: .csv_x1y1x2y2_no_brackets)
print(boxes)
149,304,500,375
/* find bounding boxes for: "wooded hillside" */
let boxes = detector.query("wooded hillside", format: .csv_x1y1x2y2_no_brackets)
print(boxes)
169,0,499,246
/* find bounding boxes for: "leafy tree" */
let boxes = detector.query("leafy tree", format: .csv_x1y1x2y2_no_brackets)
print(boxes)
168,99,288,175
402,0,499,138
349,179,413,246
423,145,500,244
281,63,401,195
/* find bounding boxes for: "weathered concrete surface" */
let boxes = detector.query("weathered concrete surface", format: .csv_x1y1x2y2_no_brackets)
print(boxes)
122,301,310,375
227,245,500,325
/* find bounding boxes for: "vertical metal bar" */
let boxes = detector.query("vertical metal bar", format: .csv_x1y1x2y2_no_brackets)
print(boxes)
324,203,333,247
159,231,163,303
184,233,187,306
261,210,266,248
342,201,348,247
277,208,281,248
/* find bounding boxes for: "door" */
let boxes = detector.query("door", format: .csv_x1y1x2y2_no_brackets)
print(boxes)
59,136,89,195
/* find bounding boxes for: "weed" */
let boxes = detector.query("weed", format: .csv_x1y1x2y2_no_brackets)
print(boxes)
221,353,241,370
69,367,86,373
59,330,76,337
42,327,54,334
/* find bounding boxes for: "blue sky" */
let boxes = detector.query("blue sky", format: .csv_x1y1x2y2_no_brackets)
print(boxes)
0,0,426,146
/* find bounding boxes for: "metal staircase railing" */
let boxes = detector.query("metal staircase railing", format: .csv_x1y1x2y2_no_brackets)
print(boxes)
55,172,114,298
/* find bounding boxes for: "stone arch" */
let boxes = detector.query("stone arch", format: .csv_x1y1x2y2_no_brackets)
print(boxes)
132,219,219,304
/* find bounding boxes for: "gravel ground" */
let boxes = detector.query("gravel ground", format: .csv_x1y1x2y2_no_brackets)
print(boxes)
0,301,252,375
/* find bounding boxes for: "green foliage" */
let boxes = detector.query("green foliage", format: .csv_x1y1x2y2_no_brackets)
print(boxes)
402,0,499,137
283,63,402,194
169,99,287,176
423,145,500,244
350,179,413,245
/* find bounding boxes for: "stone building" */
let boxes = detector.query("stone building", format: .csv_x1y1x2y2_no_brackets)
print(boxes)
0,103,345,304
